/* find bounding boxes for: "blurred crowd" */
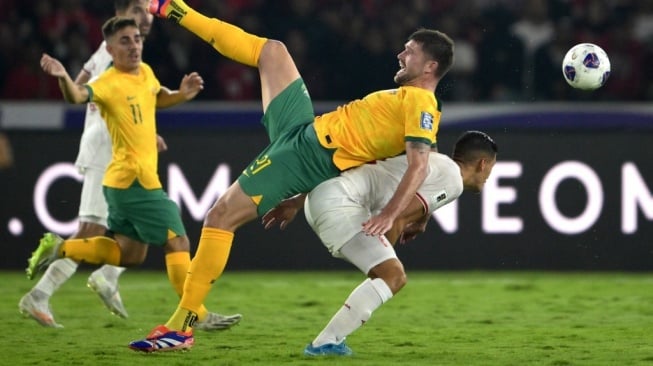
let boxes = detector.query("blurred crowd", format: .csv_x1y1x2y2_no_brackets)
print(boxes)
1,0,652,102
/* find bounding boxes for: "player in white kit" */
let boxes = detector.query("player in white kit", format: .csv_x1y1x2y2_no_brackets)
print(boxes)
263,130,498,356
20,0,241,331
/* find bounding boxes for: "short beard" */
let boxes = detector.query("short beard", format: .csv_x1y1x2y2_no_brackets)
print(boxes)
394,73,409,85
394,72,414,85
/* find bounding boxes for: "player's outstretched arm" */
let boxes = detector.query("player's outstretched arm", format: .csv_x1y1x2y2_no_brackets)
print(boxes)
156,72,204,108
40,53,89,104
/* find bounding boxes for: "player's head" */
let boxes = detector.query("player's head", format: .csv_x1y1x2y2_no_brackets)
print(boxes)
452,131,497,193
394,29,454,85
114,0,153,38
103,16,142,71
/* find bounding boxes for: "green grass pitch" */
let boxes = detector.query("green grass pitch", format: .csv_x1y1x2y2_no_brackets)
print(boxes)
2,270,653,365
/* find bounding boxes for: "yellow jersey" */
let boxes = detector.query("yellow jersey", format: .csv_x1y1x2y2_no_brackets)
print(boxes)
87,63,162,189
313,86,441,171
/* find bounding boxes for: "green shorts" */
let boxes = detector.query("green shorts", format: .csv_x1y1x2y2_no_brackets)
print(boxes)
103,181,185,246
261,78,315,142
238,78,339,215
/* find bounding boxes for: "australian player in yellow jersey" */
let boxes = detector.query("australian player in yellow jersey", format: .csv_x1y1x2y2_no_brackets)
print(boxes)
32,16,238,338
127,0,454,352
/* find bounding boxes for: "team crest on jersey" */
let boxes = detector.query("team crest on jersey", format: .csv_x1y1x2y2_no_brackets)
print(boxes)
420,112,433,131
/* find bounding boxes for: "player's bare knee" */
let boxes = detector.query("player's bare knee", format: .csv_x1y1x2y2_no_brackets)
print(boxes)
383,268,407,294
205,198,231,227
204,187,258,231
382,260,407,294
369,260,407,294
260,40,290,65
393,271,408,293
258,40,299,86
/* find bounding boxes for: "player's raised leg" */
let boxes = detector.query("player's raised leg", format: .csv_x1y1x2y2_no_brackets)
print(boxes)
149,0,301,112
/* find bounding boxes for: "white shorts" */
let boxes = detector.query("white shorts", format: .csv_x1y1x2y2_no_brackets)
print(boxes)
304,179,398,273
77,165,108,226
304,179,368,257
339,232,397,275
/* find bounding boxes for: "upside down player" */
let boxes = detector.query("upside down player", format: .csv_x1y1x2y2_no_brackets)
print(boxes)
126,0,453,351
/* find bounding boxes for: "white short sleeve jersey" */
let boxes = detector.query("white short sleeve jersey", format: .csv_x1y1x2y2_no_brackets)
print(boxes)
304,153,463,256
74,41,113,170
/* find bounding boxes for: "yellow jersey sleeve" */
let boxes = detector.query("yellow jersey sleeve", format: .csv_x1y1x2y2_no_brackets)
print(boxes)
313,86,441,170
89,63,162,189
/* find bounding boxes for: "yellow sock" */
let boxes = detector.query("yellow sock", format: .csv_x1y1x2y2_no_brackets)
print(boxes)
166,227,233,331
61,236,120,265
164,251,208,321
165,251,190,296
174,1,266,67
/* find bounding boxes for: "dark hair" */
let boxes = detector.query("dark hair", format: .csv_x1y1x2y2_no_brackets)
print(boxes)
408,29,454,78
102,16,138,40
452,130,498,163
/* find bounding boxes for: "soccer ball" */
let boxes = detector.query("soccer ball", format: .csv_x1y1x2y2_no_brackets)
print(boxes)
561,43,611,90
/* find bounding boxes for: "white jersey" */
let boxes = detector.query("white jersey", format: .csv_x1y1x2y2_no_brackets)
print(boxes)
304,153,463,257
74,41,112,170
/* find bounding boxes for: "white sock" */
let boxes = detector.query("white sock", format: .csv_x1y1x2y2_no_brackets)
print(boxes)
312,278,393,347
94,265,126,283
32,258,79,298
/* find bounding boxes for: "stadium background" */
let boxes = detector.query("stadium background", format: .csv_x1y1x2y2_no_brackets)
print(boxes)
0,0,651,271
